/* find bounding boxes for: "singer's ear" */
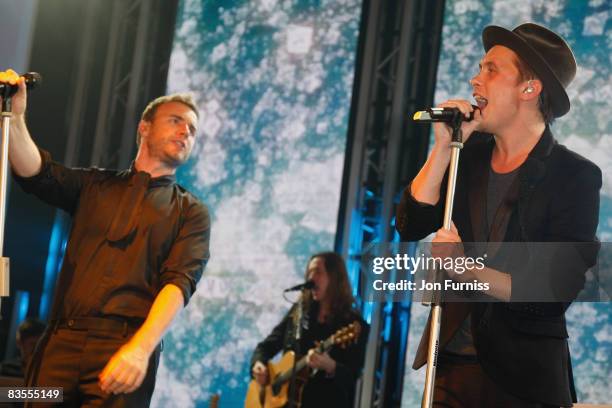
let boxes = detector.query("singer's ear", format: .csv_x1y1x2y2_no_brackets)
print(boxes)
137,119,151,138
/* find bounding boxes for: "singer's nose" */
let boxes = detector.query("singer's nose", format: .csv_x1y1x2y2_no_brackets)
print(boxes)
179,122,191,137
470,74,482,88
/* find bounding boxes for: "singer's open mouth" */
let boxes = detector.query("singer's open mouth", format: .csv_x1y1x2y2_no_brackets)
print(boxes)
474,94,488,110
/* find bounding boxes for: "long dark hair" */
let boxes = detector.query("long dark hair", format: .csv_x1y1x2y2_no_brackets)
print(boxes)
298,251,356,324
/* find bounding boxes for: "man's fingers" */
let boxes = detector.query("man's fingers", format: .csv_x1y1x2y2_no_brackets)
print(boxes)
106,367,134,394
0,69,20,85
100,372,120,394
307,350,318,367
433,231,458,242
253,361,267,376
308,352,324,368
99,358,118,388
100,355,127,392
255,373,268,386
98,342,151,394
472,107,483,121
101,367,123,393
439,100,474,117
113,373,135,394
110,367,133,394
127,371,146,393
111,381,130,395
108,361,147,394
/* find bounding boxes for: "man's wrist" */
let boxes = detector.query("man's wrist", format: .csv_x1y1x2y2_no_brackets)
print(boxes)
454,264,477,282
431,142,451,153
9,114,27,130
128,333,156,356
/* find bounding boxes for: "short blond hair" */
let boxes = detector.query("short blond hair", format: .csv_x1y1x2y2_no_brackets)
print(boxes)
136,93,199,145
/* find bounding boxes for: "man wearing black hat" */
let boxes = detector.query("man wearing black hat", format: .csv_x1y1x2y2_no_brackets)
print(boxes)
396,23,601,406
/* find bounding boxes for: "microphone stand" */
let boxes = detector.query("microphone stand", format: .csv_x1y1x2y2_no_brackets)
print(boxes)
421,113,464,408
288,289,305,408
0,86,15,315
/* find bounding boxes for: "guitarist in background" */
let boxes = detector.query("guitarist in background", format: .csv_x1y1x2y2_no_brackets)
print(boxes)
250,252,368,408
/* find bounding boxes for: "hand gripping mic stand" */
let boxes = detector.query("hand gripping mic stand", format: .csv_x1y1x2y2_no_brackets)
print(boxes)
420,111,465,408
0,85,16,314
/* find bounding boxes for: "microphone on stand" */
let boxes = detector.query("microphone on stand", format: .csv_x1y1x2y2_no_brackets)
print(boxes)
284,280,315,292
0,72,43,95
21,72,42,90
413,105,479,123
1,72,43,305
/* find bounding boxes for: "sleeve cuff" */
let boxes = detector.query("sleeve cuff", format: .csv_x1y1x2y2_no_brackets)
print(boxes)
12,148,52,187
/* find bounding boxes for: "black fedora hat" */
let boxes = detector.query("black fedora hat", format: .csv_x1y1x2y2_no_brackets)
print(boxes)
482,22,576,118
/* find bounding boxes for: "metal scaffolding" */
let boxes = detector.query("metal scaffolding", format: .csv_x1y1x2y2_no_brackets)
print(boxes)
335,0,446,406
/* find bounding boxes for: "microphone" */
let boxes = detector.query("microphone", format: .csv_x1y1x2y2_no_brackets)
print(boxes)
0,72,43,94
284,280,315,292
413,105,479,123
22,72,42,90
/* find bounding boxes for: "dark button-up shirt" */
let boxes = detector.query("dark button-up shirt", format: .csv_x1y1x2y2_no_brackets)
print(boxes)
14,149,210,320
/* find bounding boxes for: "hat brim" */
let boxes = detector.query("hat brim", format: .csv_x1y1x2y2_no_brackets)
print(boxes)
482,25,570,118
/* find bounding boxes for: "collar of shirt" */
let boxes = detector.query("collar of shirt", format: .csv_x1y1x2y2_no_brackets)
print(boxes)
126,161,177,188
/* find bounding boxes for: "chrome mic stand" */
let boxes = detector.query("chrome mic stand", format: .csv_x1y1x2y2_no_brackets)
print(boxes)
0,85,14,316
421,112,464,407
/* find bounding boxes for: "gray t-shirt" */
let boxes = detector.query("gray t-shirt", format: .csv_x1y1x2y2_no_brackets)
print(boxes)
486,166,520,239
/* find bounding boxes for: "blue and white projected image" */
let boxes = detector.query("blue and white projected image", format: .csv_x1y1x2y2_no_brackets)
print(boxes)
402,1,612,406
151,0,362,406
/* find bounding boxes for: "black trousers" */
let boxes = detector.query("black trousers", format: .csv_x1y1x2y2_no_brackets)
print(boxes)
25,323,159,407
433,354,562,408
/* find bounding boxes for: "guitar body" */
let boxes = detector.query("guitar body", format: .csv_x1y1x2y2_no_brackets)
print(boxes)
245,321,361,408
244,379,265,408
245,352,307,408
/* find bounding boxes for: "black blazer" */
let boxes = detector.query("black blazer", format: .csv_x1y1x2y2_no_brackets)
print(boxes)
396,127,602,406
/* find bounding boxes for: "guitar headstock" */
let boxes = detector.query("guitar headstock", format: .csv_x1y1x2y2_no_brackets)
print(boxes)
331,321,362,348
209,393,219,408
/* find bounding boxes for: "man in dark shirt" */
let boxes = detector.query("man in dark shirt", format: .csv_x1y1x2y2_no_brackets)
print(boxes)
250,252,368,408
2,71,210,406
396,24,600,406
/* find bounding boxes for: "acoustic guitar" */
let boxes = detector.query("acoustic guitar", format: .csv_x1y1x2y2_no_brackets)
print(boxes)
244,321,362,408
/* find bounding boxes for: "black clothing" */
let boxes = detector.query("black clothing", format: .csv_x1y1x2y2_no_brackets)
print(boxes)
396,128,601,406
251,302,368,408
14,149,210,319
434,354,557,408
28,325,159,407
14,149,210,405
0,357,23,378
445,166,520,357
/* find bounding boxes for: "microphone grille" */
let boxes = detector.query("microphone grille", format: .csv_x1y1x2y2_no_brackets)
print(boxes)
23,72,42,89
413,110,433,121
